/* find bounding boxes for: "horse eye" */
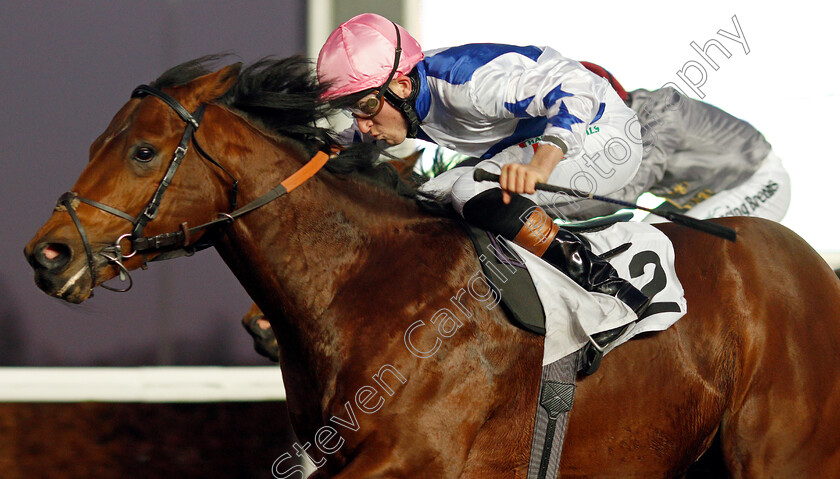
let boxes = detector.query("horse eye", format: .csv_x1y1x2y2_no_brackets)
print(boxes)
133,146,156,163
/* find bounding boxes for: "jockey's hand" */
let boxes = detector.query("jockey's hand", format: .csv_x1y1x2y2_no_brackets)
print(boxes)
499,163,550,204
499,144,564,204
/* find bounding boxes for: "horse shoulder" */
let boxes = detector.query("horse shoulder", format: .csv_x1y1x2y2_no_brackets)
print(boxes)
331,215,544,477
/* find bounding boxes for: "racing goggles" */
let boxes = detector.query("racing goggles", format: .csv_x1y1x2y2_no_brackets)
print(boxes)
348,22,403,119
349,90,388,118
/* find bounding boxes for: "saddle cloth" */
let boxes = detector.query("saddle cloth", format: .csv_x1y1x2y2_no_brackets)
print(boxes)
501,221,688,365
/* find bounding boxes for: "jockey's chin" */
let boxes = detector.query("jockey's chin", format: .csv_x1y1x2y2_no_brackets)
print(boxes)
381,135,405,146
361,101,409,146
382,121,409,146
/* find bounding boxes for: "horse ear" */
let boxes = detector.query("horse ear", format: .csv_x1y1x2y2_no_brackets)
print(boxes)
183,62,242,107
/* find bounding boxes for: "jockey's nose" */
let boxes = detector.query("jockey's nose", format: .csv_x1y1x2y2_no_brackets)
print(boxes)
26,241,72,272
357,118,373,134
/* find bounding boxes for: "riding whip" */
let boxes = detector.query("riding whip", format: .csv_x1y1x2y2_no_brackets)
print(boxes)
473,169,736,242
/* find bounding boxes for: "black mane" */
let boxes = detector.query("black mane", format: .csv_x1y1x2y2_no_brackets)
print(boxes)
150,55,433,205
152,54,333,152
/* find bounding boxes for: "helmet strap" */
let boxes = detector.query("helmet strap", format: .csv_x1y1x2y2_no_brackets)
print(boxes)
383,68,421,138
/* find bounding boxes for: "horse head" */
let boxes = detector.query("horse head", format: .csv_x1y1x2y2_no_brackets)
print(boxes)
24,59,252,303
24,55,427,311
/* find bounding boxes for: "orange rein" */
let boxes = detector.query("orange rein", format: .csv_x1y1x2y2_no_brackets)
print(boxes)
280,150,331,193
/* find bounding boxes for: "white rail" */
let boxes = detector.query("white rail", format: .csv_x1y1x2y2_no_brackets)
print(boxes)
0,367,286,402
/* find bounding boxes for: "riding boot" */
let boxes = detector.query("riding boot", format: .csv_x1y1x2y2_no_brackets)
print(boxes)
546,223,648,315
462,189,650,317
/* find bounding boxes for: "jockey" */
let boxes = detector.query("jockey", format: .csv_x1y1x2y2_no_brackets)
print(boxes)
317,13,650,317
558,61,791,222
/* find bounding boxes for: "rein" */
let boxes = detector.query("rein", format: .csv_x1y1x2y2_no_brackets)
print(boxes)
56,84,330,295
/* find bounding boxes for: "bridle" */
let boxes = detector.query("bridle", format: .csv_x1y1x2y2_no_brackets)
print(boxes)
56,84,330,296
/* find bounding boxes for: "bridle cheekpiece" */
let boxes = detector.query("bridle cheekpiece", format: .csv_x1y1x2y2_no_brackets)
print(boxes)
56,84,329,295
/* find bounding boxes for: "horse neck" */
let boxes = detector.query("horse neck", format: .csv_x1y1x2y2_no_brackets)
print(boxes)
200,104,445,370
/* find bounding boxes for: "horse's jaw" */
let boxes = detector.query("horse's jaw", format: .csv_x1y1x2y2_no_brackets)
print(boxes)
25,246,103,304
25,224,142,304
31,264,92,303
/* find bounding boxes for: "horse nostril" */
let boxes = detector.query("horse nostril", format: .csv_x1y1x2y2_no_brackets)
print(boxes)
33,242,72,271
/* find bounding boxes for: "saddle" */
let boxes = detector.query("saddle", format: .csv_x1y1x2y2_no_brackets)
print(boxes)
461,211,634,338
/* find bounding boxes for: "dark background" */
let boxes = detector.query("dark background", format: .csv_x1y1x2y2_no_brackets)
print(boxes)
0,1,308,366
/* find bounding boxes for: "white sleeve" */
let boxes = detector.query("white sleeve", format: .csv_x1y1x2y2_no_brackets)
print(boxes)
469,47,609,157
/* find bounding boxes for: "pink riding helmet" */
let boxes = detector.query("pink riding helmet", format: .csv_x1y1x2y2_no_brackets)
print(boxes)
317,13,424,100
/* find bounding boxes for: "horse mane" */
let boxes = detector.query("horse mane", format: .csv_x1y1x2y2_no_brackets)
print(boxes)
150,54,447,213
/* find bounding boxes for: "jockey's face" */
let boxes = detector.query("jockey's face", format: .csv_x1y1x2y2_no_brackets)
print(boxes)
355,76,412,146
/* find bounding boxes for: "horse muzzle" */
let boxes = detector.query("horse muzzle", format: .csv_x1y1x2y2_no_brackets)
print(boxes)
24,235,103,303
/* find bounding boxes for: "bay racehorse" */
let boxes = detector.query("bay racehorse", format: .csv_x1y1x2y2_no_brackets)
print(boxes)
241,148,425,362
24,56,840,478
240,146,425,362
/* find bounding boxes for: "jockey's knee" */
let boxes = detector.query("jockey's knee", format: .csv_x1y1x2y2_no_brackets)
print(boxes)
594,135,642,193
451,165,502,216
